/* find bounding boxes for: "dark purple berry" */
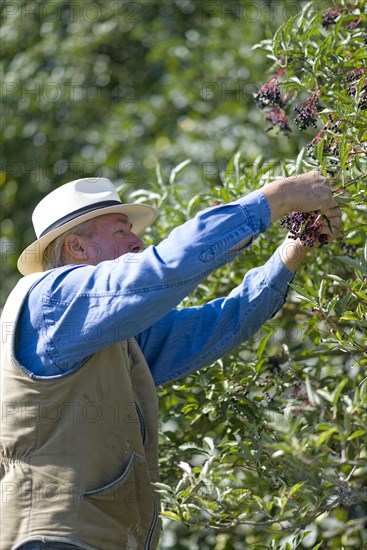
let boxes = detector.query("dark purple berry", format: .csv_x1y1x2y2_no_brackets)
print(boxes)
318,234,329,247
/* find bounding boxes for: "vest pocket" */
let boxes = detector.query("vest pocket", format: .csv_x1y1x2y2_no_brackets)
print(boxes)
78,453,160,550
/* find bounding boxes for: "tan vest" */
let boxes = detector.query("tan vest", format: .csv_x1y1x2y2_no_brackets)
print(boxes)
1,274,162,550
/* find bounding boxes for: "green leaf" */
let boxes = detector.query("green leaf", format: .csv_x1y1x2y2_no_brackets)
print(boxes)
339,311,360,321
332,378,349,406
289,283,318,304
161,511,181,521
169,159,191,185
179,442,207,455
306,376,321,405
315,427,338,448
335,255,367,275
318,278,326,304
289,481,306,497
316,389,333,403
155,162,164,187
153,482,174,493
347,429,366,441
203,436,215,453
257,331,272,359
325,274,347,284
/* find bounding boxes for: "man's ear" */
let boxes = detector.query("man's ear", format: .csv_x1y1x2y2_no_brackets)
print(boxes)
63,233,87,264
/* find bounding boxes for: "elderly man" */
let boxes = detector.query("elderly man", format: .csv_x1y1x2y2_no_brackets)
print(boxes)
1,173,341,550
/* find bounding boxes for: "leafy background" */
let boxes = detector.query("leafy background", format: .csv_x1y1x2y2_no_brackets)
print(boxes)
1,1,366,549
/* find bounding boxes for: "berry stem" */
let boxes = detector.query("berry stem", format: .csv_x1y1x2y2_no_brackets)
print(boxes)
347,149,367,157
274,66,287,80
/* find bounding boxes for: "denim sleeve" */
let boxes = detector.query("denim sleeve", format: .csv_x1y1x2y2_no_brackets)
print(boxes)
137,249,294,386
16,190,273,375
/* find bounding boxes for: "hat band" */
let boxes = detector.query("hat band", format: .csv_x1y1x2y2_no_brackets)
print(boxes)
39,200,122,238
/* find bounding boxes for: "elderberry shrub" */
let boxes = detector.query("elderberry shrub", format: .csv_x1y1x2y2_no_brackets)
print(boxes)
280,211,328,247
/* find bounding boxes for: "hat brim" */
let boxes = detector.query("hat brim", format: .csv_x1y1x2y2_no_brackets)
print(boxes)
17,203,157,276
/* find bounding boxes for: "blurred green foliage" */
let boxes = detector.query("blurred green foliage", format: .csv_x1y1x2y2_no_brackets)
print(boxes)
1,1,366,549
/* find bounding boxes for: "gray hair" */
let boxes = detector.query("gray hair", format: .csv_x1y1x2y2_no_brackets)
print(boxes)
42,219,96,271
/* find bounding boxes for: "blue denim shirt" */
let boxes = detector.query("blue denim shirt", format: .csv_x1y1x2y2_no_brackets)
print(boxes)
16,190,295,385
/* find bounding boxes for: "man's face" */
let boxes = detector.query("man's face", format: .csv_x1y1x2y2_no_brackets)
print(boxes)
77,213,144,264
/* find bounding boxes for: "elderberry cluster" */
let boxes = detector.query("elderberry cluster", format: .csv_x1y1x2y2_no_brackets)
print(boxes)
345,69,365,83
306,114,343,173
346,17,362,30
255,81,284,109
294,98,321,130
327,114,342,134
358,80,367,110
265,107,291,135
280,211,328,247
307,136,341,174
345,69,367,109
306,134,322,160
321,7,341,28
322,6,362,32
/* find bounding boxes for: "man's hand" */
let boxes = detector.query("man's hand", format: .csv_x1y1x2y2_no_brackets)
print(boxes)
262,171,338,223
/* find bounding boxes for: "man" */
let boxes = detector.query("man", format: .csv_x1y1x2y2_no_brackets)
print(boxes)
1,174,341,550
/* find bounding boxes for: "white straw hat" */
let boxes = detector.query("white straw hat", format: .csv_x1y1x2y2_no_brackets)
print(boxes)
17,177,157,276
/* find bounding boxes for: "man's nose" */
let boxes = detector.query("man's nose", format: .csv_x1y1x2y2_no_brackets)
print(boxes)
128,233,144,253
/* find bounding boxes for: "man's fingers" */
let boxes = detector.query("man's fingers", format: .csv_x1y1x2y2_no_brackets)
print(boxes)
313,204,342,242
320,205,341,217
320,213,342,239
